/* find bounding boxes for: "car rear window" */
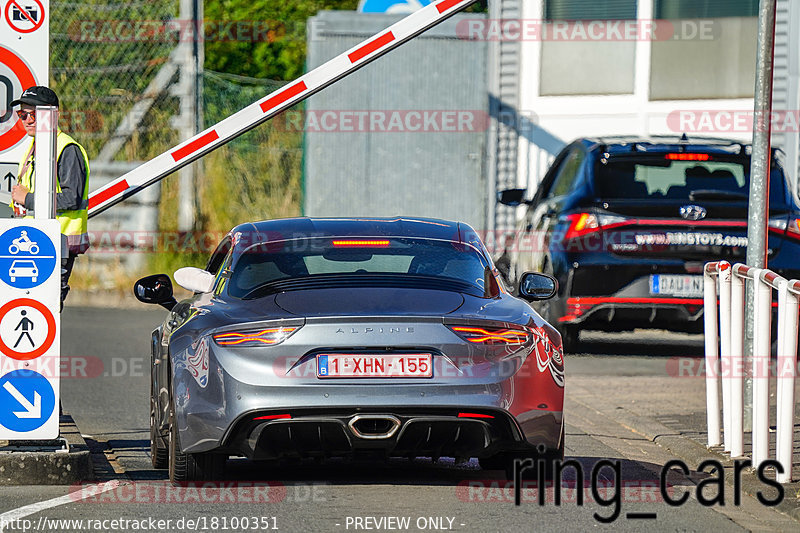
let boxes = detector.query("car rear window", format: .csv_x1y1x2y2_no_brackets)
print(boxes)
229,237,489,298
594,154,788,205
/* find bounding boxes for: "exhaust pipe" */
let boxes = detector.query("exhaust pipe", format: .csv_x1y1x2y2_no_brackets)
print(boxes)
348,415,401,440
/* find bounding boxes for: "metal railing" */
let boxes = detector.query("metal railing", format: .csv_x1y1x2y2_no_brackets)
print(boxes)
704,261,798,483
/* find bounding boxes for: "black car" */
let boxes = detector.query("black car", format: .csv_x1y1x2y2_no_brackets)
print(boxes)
499,136,800,350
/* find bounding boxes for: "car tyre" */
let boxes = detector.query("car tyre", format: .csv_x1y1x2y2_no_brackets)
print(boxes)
559,325,580,354
150,398,168,469
484,426,566,481
168,398,225,483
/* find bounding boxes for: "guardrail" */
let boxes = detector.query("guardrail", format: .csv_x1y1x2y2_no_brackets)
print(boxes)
703,261,798,483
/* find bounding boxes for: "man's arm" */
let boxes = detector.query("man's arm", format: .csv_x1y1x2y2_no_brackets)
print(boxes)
24,144,87,210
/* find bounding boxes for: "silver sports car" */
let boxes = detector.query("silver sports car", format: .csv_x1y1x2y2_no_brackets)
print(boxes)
135,217,565,482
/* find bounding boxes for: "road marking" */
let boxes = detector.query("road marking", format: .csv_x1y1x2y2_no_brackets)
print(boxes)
0,479,122,527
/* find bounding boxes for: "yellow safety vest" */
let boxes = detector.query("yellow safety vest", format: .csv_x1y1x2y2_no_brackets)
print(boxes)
15,131,90,250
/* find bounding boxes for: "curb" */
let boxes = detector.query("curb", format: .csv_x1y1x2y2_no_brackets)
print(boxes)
579,398,800,523
0,412,94,485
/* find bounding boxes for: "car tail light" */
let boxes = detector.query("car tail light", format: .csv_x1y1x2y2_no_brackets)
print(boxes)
665,153,711,161
448,325,530,345
561,213,629,241
213,326,298,347
332,239,390,247
563,213,599,240
458,412,494,419
769,217,800,240
253,414,292,421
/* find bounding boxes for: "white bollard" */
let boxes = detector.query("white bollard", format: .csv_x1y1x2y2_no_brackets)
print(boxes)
751,270,772,468
776,280,798,483
718,262,732,452
703,264,721,447
729,268,746,458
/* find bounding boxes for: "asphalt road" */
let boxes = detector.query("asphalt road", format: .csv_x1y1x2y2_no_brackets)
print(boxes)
0,307,794,533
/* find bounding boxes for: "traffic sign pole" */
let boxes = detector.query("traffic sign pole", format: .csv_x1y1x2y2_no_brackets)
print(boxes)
34,106,57,220
87,0,478,217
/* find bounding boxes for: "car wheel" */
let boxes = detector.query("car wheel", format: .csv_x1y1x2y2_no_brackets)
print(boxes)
559,325,580,353
485,426,565,481
150,398,168,469
168,397,225,483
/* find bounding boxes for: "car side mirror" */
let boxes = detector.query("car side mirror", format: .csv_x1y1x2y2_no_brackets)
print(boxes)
133,274,177,311
497,188,528,206
518,272,558,301
174,267,216,294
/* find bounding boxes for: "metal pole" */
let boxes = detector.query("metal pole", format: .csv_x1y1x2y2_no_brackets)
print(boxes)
743,0,777,432
33,106,58,220
176,0,199,232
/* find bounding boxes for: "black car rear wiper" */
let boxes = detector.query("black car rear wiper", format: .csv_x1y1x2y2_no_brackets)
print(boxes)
689,189,750,201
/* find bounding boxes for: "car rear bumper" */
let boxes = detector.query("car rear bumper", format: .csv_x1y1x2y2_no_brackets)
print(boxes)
215,407,562,461
171,337,564,458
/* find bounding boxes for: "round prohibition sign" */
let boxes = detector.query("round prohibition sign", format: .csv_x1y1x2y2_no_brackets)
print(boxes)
0,298,55,360
4,0,45,33
0,45,36,151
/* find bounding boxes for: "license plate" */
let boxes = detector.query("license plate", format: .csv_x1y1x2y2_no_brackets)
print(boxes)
316,353,433,378
650,274,703,297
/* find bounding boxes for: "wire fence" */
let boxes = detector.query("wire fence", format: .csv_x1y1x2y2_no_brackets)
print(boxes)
51,0,304,238
51,1,180,159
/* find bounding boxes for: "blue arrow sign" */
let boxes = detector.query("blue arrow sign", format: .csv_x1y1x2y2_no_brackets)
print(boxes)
0,226,56,289
358,0,433,14
0,370,55,432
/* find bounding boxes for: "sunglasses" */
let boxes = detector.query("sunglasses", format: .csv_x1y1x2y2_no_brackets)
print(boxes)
16,110,36,121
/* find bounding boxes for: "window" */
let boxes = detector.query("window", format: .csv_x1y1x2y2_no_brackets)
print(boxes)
540,0,637,96
594,155,787,206
545,0,636,20
228,238,490,298
654,0,758,19
546,149,584,198
650,1,757,100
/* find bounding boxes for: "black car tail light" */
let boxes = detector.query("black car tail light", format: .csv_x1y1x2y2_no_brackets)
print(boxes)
213,326,299,347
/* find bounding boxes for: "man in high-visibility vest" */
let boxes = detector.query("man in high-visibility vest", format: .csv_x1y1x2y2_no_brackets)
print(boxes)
10,86,90,310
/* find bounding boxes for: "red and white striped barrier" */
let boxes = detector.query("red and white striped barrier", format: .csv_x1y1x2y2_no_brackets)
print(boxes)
704,261,798,483
87,0,478,217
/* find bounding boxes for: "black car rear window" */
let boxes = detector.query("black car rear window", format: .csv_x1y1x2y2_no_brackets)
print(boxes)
228,237,489,299
594,154,788,205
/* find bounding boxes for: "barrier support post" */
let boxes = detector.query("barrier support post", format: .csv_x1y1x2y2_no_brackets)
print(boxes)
730,267,746,457
703,264,721,447
752,270,771,468
776,280,798,483
718,262,732,452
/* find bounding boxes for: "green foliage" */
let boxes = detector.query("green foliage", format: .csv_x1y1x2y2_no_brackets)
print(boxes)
204,0,358,80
